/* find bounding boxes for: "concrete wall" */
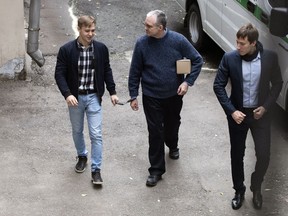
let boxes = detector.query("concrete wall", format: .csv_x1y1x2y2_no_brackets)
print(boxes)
0,0,26,79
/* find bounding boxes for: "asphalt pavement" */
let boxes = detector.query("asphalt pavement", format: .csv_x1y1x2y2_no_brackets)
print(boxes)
1,0,288,216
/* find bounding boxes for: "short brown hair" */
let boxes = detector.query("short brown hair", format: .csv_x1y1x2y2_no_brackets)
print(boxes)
78,15,96,28
236,23,259,43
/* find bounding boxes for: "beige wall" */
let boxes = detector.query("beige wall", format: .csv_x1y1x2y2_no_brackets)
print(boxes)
0,0,26,67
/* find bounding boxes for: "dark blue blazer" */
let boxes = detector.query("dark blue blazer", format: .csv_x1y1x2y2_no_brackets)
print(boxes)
213,49,283,116
55,39,116,100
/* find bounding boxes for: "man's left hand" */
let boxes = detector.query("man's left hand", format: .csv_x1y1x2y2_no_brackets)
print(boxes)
177,82,189,96
253,106,266,120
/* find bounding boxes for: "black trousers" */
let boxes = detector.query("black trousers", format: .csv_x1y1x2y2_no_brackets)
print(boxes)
227,108,271,193
143,94,183,176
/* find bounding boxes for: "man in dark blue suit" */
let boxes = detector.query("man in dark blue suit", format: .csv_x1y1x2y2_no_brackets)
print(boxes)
213,23,283,210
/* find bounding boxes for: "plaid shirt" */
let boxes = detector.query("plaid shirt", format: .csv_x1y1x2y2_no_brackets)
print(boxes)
77,41,95,91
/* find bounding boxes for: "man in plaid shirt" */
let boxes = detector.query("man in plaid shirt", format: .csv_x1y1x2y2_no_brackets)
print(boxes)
55,15,119,185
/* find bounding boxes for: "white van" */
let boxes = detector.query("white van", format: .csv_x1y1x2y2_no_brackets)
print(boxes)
177,0,288,111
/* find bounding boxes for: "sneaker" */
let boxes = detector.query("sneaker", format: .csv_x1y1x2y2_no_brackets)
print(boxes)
91,171,103,185
75,156,87,173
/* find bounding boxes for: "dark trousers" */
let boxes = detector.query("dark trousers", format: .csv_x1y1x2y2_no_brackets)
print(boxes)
228,108,271,193
143,94,183,176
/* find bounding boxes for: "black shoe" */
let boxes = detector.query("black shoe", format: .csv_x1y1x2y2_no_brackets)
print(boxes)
252,190,263,210
146,175,162,187
231,186,246,210
169,149,179,160
91,171,103,185
75,156,87,173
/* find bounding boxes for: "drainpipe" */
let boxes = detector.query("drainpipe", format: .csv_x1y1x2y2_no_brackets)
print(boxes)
27,0,45,67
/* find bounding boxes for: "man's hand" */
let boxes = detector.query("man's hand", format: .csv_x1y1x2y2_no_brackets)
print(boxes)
231,110,246,124
66,95,78,106
130,98,139,111
110,94,119,106
177,82,189,96
253,106,266,120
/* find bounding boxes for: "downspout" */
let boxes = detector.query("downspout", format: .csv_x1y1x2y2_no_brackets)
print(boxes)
27,0,45,67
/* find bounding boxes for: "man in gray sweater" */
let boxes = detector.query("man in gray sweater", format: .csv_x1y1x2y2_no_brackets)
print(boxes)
128,10,203,186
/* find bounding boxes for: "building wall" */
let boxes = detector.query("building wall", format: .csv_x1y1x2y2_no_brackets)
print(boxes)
0,0,25,68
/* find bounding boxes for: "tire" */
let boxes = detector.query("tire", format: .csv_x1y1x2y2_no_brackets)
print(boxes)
187,3,205,50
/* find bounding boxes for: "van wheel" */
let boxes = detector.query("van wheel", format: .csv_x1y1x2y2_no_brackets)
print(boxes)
187,3,204,50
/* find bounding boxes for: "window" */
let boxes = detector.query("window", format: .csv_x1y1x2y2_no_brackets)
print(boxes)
268,0,288,7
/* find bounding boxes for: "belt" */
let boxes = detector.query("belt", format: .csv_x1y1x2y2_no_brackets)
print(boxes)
78,89,96,95
242,107,256,113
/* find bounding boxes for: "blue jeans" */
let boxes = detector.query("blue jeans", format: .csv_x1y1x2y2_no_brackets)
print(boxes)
68,94,102,172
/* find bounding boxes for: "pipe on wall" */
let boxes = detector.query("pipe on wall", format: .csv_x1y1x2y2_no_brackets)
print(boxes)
27,0,45,67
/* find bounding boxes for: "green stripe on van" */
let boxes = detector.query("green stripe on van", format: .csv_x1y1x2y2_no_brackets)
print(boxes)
254,5,262,20
236,0,248,8
235,0,265,22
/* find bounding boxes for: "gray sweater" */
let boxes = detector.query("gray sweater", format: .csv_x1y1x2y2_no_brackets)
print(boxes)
128,29,203,99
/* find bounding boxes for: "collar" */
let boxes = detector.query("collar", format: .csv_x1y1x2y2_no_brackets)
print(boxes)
77,38,93,50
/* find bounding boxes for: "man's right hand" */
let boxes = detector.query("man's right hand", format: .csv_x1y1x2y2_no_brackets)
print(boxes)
231,110,246,124
66,95,78,106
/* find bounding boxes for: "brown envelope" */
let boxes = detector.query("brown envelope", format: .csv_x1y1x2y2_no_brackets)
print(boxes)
176,59,191,74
